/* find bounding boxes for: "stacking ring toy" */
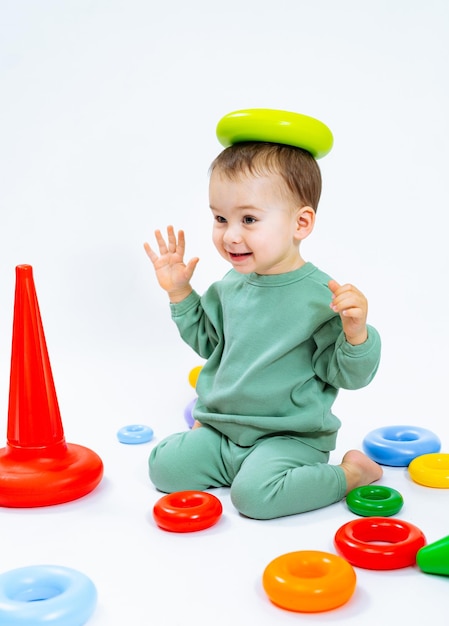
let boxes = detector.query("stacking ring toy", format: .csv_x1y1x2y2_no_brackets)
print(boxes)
362,425,441,466
183,398,197,429
117,424,154,444
417,535,449,576
334,517,426,570
408,453,449,488
0,265,104,508
346,485,404,517
188,366,203,389
153,490,223,532
0,565,97,625
216,109,333,159
262,550,356,613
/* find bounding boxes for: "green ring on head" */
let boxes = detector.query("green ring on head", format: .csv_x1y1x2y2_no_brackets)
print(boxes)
216,109,333,159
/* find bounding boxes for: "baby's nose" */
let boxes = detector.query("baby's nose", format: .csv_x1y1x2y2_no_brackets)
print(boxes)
223,224,242,244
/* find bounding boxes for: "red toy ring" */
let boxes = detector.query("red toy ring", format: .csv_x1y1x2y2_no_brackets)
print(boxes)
153,490,223,532
334,517,426,570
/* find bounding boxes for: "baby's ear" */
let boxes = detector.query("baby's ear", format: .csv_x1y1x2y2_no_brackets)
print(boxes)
295,206,315,241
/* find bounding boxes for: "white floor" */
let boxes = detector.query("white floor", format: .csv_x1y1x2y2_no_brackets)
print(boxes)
0,353,448,625
0,1,448,624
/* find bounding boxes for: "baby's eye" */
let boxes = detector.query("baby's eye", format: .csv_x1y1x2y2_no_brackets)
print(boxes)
214,215,227,223
243,216,257,224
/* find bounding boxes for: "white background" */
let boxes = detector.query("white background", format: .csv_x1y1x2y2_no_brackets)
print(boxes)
0,1,448,624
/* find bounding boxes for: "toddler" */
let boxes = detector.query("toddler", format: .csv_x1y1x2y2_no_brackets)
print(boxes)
144,140,382,520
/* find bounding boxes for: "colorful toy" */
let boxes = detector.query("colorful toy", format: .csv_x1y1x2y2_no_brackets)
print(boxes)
188,365,203,389
408,453,449,488
0,564,97,625
184,366,202,429
262,550,356,613
346,485,404,517
362,425,441,466
216,109,334,159
417,535,449,576
153,490,223,532
183,398,197,429
117,424,154,444
334,517,426,570
0,265,104,507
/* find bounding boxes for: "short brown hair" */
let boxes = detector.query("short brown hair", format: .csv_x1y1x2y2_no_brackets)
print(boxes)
209,142,322,211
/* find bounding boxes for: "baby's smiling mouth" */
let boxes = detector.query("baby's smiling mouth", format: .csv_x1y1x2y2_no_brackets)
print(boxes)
229,252,252,258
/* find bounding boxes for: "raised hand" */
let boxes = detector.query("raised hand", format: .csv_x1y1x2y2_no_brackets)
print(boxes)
328,279,368,345
144,226,199,302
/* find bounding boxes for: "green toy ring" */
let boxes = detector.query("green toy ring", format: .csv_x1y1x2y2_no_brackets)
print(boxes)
216,109,333,159
346,485,404,517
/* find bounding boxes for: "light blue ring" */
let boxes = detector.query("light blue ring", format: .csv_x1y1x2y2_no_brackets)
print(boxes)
362,425,441,466
0,565,97,626
117,424,154,444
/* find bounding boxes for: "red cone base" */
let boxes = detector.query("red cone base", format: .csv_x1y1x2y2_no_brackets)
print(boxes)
0,265,103,507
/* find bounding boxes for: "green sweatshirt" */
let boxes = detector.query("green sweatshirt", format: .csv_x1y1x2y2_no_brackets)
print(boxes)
170,262,381,451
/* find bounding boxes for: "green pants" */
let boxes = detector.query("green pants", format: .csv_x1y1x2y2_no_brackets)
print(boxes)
149,426,347,520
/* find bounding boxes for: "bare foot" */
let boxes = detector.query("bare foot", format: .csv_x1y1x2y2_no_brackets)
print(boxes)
340,449,383,494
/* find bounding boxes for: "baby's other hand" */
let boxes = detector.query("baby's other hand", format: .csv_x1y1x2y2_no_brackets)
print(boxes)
328,279,368,345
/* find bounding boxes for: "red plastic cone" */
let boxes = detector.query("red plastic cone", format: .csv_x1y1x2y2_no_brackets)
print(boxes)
0,265,103,507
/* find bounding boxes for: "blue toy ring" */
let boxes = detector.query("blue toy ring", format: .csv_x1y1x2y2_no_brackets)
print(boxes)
0,565,97,625
362,425,441,466
117,424,154,444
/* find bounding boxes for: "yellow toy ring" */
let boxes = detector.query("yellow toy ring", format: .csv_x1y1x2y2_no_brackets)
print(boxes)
216,109,333,159
262,550,356,613
188,365,203,389
408,453,449,488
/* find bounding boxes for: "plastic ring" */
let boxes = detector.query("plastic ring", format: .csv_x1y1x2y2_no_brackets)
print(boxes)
0,565,97,625
262,550,356,613
346,485,404,517
183,398,197,429
362,425,441,466
188,366,203,389
408,453,449,488
334,517,426,570
117,424,154,444
216,109,333,159
153,490,223,532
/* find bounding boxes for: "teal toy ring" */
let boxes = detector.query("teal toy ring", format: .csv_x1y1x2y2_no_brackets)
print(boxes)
346,485,404,517
216,109,333,159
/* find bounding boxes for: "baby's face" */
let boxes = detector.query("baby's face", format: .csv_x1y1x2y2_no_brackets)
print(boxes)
209,168,307,275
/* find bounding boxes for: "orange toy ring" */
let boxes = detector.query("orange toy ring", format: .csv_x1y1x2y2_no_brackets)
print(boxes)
334,517,426,570
262,550,356,613
408,453,449,488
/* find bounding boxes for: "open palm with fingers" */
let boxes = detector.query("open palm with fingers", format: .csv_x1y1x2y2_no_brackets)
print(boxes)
144,226,199,301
